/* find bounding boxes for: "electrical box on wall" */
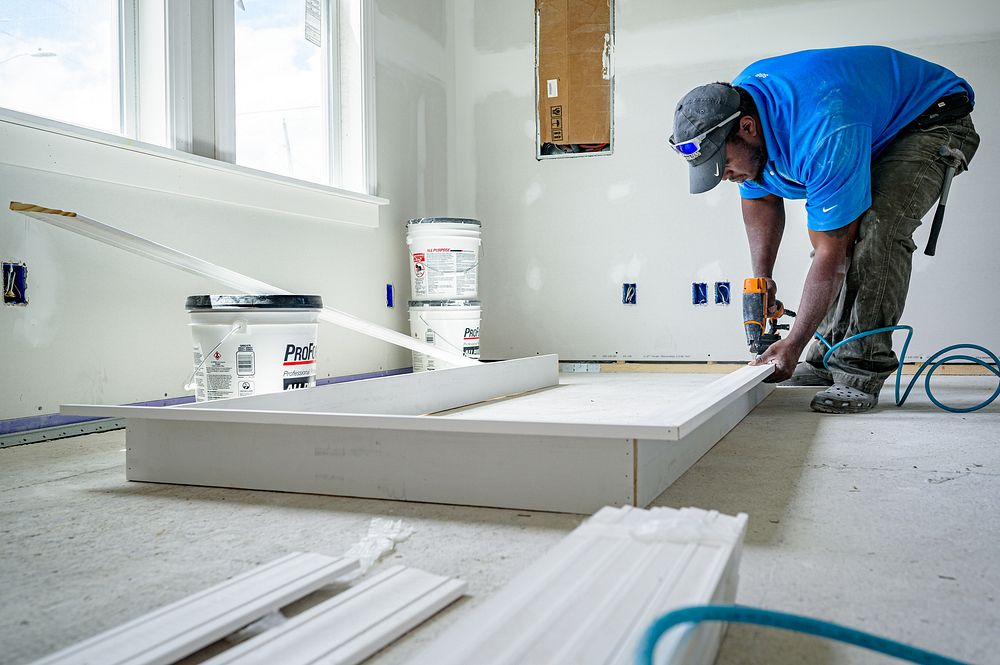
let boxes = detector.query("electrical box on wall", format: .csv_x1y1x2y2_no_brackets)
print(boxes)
2,262,27,305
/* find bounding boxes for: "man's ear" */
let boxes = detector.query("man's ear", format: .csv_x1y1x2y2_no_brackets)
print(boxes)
741,115,758,137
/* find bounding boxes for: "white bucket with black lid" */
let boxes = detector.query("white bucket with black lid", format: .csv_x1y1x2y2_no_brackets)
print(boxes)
406,217,481,301
186,294,322,401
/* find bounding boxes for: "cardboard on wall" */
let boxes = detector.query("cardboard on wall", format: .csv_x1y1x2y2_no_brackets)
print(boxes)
536,0,612,145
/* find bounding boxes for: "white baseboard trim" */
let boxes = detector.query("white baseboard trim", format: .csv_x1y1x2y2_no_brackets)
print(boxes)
31,552,358,665
410,505,748,665
204,565,466,665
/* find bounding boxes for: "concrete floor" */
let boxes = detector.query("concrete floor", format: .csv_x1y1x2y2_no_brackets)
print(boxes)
2,378,998,665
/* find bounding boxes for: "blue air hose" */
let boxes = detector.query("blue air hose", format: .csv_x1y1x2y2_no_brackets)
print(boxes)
814,325,1000,412
634,604,969,665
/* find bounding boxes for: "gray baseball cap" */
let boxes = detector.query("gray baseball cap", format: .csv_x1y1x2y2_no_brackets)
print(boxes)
669,83,741,194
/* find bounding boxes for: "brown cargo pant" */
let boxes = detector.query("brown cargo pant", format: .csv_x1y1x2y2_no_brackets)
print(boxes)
804,114,980,394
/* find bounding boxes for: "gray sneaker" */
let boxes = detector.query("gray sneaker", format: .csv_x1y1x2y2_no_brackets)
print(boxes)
810,384,878,414
780,363,834,387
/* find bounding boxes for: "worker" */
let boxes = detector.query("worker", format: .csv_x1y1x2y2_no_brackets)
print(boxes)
668,46,979,413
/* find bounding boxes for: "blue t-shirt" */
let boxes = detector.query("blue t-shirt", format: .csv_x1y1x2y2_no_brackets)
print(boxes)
732,46,974,230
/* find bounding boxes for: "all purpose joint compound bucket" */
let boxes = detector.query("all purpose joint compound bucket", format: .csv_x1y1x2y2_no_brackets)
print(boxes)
406,217,481,300
408,299,481,372
186,294,322,401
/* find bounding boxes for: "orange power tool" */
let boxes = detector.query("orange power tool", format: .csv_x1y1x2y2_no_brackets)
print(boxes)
742,277,796,355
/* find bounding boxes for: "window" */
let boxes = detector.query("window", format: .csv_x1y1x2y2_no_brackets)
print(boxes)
0,0,373,194
234,1,327,184
0,1,121,134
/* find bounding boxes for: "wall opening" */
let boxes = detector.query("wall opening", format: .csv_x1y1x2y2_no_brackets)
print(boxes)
535,0,614,159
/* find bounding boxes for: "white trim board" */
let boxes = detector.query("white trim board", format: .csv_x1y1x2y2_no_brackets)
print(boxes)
62,365,773,513
204,566,466,665
409,505,747,665
31,552,358,665
9,201,474,366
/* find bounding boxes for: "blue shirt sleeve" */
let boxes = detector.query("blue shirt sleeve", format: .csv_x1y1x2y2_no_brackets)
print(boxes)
738,180,772,199
804,124,873,231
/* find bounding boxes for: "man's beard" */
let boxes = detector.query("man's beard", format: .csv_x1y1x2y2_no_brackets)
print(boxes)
733,134,768,183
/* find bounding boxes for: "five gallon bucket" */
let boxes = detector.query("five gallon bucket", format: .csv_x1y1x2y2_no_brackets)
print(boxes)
186,295,322,401
408,299,481,372
406,217,481,300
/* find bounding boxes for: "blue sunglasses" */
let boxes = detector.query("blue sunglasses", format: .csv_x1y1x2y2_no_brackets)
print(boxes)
668,111,740,161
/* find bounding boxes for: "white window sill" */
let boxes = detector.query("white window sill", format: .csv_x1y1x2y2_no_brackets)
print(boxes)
0,108,388,228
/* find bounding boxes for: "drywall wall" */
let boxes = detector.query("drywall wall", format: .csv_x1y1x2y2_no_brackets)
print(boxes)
0,0,455,420
455,0,1000,362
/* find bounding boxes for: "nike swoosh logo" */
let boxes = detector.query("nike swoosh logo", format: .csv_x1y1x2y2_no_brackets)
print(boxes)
714,163,720,177
822,205,838,213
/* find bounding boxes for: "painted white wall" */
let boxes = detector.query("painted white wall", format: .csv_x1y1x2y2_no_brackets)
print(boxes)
455,0,1000,363
0,0,454,420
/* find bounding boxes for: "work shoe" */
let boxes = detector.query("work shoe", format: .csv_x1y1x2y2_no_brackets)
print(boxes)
810,384,878,414
780,363,834,387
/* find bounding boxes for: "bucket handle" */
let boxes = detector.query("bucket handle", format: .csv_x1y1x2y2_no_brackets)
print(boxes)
184,319,247,392
423,258,480,275
417,314,467,355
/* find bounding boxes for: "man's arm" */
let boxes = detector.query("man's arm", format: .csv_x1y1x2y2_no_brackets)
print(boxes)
751,218,860,381
742,193,785,314
742,194,785,278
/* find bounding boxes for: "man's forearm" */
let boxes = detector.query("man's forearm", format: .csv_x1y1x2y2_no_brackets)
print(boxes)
785,248,847,352
787,218,860,351
742,195,785,276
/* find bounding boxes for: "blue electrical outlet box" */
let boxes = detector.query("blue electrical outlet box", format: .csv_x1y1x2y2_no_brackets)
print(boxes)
386,283,395,308
715,281,731,305
622,283,636,305
692,282,708,306
2,262,27,306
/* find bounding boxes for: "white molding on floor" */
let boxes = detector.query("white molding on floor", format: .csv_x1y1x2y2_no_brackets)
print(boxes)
409,505,748,665
182,354,558,415
61,366,773,513
668,364,775,438
64,363,769,441
204,566,466,665
30,552,358,665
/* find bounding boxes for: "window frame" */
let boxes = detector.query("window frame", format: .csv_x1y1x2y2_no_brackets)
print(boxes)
172,0,376,193
0,106,387,227
4,0,378,200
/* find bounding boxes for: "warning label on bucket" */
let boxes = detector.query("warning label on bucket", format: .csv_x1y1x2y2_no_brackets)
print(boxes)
412,249,478,299
413,252,426,280
189,318,319,401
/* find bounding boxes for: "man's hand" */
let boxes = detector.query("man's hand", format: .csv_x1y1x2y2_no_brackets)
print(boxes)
749,338,800,382
763,278,778,316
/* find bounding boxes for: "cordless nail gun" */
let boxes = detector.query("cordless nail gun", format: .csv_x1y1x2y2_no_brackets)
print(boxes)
743,277,796,355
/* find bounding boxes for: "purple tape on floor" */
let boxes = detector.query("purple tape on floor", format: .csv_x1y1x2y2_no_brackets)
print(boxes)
0,367,413,436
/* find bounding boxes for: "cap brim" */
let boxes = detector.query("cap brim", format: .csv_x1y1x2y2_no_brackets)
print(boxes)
689,148,726,194
686,124,733,194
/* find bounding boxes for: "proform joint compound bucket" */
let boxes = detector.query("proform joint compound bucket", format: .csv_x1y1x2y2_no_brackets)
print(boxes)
406,217,481,300
408,299,481,372
186,294,322,401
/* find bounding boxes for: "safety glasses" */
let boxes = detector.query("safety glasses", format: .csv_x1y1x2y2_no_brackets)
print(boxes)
668,111,740,160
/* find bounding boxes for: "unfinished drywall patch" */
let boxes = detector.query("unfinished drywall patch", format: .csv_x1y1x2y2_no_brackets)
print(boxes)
475,0,533,52
378,0,447,46
536,0,613,155
377,64,449,216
